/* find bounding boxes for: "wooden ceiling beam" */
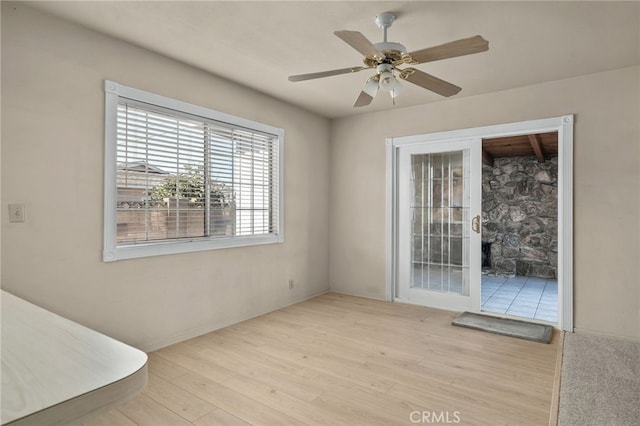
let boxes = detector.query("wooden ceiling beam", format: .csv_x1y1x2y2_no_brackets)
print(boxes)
527,134,545,163
482,148,494,167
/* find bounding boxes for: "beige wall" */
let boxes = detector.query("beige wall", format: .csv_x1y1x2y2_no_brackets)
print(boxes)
1,4,330,351
3,4,639,348
330,66,640,341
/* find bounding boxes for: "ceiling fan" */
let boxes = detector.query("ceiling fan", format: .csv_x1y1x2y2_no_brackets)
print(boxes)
288,12,489,107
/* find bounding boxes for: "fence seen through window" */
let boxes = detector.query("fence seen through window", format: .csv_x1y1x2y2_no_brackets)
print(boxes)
116,104,279,245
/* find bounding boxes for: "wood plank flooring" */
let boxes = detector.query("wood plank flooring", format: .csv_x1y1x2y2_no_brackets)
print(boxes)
83,293,561,426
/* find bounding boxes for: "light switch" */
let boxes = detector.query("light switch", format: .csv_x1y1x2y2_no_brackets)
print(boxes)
9,204,25,223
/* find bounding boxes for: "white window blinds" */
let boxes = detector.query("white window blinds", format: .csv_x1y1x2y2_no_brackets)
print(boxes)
104,81,283,261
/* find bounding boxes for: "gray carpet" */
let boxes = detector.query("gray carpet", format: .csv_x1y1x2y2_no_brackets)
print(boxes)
452,311,553,343
558,333,640,426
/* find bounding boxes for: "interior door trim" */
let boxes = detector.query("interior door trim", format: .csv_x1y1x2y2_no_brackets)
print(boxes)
386,115,574,332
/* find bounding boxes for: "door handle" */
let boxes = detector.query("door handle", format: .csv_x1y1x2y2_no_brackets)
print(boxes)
472,215,481,234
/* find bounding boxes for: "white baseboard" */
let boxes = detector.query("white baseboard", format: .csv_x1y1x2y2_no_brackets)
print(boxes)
571,327,640,343
328,288,386,301
139,289,329,353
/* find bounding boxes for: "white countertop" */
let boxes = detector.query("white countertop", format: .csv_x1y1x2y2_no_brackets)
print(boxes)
1,290,147,425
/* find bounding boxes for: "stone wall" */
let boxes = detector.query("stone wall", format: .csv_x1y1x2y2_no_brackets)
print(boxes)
482,156,558,278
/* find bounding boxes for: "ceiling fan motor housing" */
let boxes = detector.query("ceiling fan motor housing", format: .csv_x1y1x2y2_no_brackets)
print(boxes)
373,13,407,62
373,42,407,62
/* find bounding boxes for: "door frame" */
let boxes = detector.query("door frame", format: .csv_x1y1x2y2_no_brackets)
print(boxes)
385,115,574,331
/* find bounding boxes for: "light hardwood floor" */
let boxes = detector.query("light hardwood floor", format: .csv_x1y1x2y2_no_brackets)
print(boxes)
83,293,561,426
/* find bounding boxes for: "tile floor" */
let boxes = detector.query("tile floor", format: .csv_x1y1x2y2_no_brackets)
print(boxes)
481,275,557,322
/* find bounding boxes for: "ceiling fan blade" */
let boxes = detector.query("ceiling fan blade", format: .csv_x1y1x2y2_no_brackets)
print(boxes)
407,35,489,64
353,91,374,107
399,68,462,97
334,30,381,58
353,76,379,107
288,66,367,82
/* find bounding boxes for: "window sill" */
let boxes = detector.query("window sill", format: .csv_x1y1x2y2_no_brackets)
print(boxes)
103,235,283,262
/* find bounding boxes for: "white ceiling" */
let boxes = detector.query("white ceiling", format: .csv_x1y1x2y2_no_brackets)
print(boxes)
27,1,639,119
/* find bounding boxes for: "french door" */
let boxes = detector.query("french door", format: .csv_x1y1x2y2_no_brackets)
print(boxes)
396,138,482,311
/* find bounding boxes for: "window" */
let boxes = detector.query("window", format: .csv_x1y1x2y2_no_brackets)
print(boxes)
103,81,283,261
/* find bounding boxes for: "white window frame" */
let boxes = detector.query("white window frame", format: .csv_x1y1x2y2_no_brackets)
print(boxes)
103,80,284,262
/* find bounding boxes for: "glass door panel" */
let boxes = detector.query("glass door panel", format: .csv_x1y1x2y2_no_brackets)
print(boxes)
410,151,469,295
397,138,481,312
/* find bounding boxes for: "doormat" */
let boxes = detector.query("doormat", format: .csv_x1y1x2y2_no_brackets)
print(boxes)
452,312,553,343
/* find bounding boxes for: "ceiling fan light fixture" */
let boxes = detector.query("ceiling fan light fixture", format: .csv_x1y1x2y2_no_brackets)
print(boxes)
363,76,379,97
378,71,397,91
391,79,404,99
